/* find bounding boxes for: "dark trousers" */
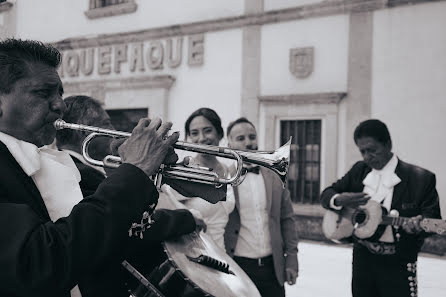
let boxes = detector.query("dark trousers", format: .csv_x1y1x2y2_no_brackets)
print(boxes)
234,255,285,297
352,246,418,297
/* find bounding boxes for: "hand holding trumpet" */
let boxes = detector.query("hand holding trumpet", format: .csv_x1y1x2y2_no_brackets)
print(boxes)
117,117,179,177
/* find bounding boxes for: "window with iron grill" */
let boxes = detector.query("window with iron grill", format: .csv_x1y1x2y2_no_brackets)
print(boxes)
280,120,321,204
86,0,136,19
89,0,129,9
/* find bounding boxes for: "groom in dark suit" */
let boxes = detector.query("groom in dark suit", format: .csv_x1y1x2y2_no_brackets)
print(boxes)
320,119,441,297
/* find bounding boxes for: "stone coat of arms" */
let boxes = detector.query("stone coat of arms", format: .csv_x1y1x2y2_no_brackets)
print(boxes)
289,47,314,79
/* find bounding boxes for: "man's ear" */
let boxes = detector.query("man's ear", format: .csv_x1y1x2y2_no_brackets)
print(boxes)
227,136,232,148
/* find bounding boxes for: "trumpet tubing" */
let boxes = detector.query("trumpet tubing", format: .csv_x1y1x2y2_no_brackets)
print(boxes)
54,119,290,187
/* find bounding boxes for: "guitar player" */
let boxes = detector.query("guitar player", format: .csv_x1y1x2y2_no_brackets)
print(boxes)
320,119,441,297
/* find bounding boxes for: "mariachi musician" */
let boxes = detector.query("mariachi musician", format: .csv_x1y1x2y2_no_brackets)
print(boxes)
320,119,441,297
0,38,206,297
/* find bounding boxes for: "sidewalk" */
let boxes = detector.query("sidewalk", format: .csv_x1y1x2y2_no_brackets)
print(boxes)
285,241,446,297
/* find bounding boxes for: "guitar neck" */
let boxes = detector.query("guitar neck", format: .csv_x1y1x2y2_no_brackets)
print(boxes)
382,216,446,235
381,215,411,228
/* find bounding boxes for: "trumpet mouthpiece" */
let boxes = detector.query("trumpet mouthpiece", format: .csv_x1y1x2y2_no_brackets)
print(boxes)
53,119,66,130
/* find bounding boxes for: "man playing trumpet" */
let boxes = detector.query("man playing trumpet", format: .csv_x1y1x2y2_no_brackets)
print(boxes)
0,38,202,297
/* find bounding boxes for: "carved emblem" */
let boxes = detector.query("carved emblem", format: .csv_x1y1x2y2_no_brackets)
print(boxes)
289,47,314,79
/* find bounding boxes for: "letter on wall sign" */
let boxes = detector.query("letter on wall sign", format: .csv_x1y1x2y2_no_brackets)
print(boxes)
129,43,145,72
80,48,94,76
147,40,164,70
98,46,112,75
114,44,128,74
188,34,204,66
166,37,183,68
65,51,80,77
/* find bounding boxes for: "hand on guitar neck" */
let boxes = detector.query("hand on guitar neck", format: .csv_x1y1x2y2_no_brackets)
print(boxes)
332,192,371,208
401,214,423,234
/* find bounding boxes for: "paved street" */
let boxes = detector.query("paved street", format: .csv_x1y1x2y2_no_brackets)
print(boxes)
285,241,446,297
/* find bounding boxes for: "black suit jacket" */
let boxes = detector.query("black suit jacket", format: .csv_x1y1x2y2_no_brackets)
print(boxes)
320,159,441,261
70,157,106,197
0,142,195,297
68,154,199,297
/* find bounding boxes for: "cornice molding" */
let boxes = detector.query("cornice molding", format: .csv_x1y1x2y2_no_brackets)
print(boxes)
259,92,347,105
54,0,445,50
62,75,175,93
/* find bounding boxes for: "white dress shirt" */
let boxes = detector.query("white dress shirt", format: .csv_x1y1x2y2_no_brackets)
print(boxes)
0,132,83,297
162,184,235,249
63,149,106,176
362,154,401,242
234,171,272,258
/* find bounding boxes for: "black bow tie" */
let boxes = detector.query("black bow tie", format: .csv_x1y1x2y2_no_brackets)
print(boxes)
244,166,260,174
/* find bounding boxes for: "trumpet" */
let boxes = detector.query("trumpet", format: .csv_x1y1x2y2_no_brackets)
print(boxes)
54,119,291,188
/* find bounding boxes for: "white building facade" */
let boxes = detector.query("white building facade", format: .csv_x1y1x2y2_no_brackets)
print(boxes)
1,0,445,223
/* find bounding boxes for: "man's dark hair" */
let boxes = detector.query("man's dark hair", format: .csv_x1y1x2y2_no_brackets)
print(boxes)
185,107,224,138
56,96,105,147
0,38,61,94
227,117,256,137
354,119,392,147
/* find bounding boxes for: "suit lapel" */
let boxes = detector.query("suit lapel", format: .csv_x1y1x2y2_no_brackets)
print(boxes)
229,164,241,211
0,142,50,220
391,159,407,210
260,167,273,213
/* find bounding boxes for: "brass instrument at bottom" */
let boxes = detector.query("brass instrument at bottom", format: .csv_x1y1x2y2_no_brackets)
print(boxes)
54,119,290,188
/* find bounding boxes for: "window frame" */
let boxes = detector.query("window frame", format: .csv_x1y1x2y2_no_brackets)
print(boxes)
85,0,137,19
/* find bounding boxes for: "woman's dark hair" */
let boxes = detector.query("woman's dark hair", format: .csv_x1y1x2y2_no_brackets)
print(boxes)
184,107,224,139
0,38,61,94
354,119,392,147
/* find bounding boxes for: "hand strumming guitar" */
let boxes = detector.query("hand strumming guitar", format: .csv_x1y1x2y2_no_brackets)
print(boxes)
333,192,371,209
188,209,207,233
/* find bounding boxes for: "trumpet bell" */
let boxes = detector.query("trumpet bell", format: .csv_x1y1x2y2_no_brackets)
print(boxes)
234,139,291,187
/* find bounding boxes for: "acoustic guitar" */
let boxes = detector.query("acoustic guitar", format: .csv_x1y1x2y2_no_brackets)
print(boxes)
122,186,261,297
322,200,446,242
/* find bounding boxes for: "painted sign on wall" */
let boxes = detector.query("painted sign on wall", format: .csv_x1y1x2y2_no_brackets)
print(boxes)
59,34,204,78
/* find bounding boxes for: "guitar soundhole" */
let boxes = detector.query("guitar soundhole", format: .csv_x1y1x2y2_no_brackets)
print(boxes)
353,210,367,225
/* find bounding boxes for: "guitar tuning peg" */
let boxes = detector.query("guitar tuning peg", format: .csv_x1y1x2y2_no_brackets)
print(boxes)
389,209,400,217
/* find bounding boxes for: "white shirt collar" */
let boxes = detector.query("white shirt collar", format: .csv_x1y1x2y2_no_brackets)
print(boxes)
363,153,400,192
0,131,41,176
63,149,106,176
